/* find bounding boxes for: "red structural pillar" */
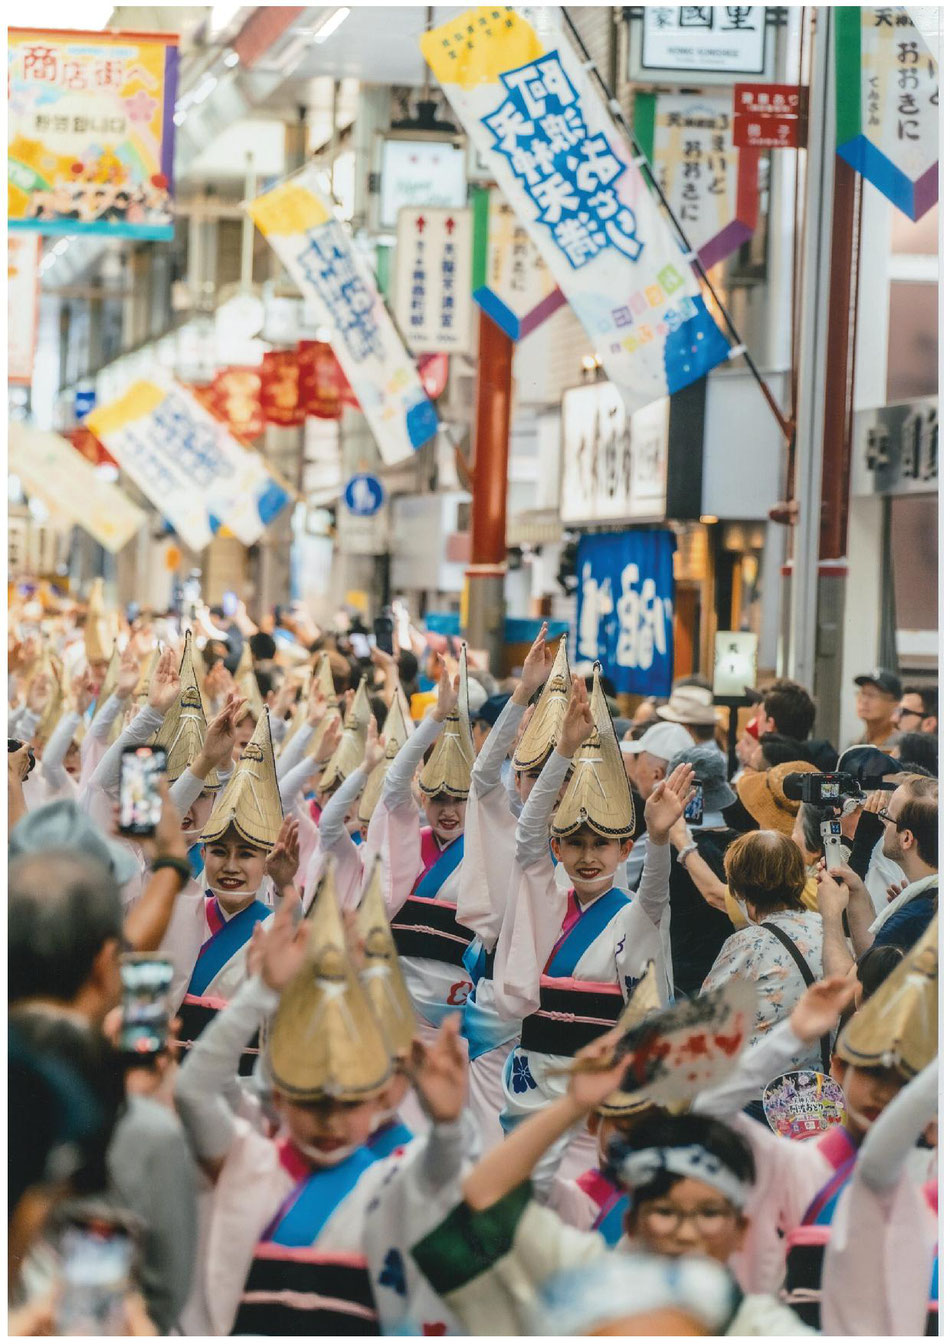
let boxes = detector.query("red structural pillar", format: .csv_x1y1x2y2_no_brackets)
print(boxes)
465,308,514,670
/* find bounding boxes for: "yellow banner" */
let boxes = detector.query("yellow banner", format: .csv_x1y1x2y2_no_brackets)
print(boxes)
9,421,147,552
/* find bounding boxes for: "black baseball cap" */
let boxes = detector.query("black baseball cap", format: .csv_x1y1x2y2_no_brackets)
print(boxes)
854,668,901,698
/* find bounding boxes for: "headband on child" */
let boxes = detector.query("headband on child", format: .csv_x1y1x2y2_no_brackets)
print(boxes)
613,1142,751,1210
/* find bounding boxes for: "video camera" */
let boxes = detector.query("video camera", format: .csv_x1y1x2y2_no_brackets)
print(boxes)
781,771,863,808
782,771,863,872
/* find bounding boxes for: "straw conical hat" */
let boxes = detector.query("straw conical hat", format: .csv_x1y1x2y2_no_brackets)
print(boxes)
151,631,219,790
135,647,161,705
596,963,665,1117
36,649,66,744
306,655,342,760
83,578,111,665
92,642,120,716
267,864,393,1101
235,638,254,680
552,665,634,840
237,668,266,725
418,644,475,800
836,915,937,1079
201,709,282,850
356,860,416,1058
318,677,373,792
358,687,411,827
278,667,313,756
513,636,572,773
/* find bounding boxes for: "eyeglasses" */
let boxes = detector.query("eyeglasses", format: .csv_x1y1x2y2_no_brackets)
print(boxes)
641,1203,737,1235
897,707,923,720
877,809,899,826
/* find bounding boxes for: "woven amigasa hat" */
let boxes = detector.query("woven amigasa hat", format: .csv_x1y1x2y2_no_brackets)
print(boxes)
278,667,313,756
307,653,342,760
92,641,120,714
513,635,572,773
355,859,416,1058
151,631,219,790
318,677,373,792
83,578,111,665
267,862,393,1101
552,664,634,840
836,914,937,1079
200,709,281,850
358,687,412,827
135,647,161,706
418,643,475,800
35,647,66,745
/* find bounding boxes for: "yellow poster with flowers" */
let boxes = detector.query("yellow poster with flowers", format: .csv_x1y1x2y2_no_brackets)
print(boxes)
8,27,179,239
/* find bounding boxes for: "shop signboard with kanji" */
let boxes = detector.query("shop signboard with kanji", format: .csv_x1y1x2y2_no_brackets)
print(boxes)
640,93,759,268
260,350,305,427
8,234,40,383
85,379,290,553
421,8,731,418
297,340,359,420
637,6,768,77
8,27,178,239
248,164,439,466
835,6,938,220
560,382,670,526
574,528,676,697
732,83,806,150
472,186,565,340
393,206,474,354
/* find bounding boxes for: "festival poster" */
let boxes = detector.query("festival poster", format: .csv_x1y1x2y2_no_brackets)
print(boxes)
86,379,291,553
835,7,938,220
763,1071,847,1141
421,8,731,416
259,349,305,427
575,529,675,698
8,234,41,383
247,165,439,466
8,421,146,552
639,92,759,269
472,185,565,340
8,27,179,239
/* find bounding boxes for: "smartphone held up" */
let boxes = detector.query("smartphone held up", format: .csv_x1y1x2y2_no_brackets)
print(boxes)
118,745,166,837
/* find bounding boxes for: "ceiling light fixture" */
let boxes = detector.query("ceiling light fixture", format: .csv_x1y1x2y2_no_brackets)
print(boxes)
312,7,351,43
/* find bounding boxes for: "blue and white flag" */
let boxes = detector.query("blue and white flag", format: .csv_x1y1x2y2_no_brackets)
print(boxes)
422,8,731,415
575,530,675,697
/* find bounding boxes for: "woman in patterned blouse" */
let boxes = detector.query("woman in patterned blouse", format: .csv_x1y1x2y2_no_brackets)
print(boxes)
702,832,824,1071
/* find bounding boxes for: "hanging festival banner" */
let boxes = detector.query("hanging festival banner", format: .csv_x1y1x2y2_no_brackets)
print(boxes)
637,93,759,269
247,164,439,466
393,205,474,354
259,349,305,427
298,339,358,420
65,425,118,468
575,529,675,697
471,185,565,340
835,6,938,221
420,8,731,415
8,27,178,240
417,352,450,400
9,421,146,552
86,379,291,553
8,234,41,383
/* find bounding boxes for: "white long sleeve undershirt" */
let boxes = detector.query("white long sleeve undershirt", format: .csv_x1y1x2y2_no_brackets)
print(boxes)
471,697,523,800
381,714,443,812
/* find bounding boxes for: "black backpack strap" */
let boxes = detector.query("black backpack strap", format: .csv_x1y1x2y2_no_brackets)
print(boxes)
761,922,831,1074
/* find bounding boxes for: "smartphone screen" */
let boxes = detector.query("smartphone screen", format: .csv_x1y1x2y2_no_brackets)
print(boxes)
56,1222,133,1336
350,633,371,659
118,746,166,836
119,955,174,1058
373,614,394,656
221,590,238,618
683,782,704,826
